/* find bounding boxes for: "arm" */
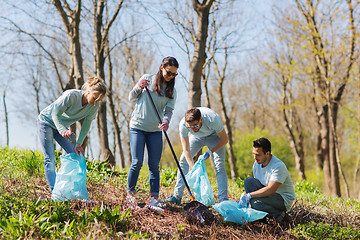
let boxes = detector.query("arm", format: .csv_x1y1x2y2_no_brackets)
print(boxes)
249,181,281,198
128,84,143,101
162,106,174,124
77,118,92,145
209,129,228,153
52,93,72,135
180,136,194,170
129,75,151,101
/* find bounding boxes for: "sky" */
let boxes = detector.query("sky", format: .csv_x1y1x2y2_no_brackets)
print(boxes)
0,0,286,156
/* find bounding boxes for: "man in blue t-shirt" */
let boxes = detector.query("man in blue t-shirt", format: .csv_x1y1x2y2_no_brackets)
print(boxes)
166,107,229,204
238,137,296,222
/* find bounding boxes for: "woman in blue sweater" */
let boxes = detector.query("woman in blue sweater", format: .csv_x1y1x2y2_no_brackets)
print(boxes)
38,77,107,192
127,56,178,200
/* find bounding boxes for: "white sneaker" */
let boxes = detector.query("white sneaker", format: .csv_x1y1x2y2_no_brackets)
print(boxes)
148,197,160,207
126,195,140,210
147,197,165,212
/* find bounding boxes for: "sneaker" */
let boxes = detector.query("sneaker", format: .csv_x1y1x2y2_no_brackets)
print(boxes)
274,211,286,223
148,197,161,207
164,195,181,204
126,195,140,210
147,197,166,212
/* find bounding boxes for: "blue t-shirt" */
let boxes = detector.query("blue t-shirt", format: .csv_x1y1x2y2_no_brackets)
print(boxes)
179,107,224,138
129,74,176,132
253,155,296,210
38,89,99,145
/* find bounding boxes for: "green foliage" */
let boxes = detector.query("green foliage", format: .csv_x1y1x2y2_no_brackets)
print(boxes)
0,147,44,177
160,167,177,187
0,194,132,239
87,160,126,183
79,204,132,232
234,175,249,190
124,230,149,239
291,222,360,239
232,128,294,177
295,180,321,194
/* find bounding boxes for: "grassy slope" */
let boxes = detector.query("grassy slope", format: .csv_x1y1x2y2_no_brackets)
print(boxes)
0,147,359,239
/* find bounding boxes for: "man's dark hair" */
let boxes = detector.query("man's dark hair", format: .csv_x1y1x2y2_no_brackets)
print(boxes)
253,137,271,154
185,107,201,122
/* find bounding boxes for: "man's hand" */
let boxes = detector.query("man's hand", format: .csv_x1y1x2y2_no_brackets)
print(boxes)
75,144,85,156
158,122,169,131
203,150,212,160
237,193,252,208
62,129,72,139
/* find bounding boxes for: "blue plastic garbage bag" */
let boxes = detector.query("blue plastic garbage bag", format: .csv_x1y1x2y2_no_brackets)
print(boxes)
51,153,89,202
185,155,215,206
213,200,268,224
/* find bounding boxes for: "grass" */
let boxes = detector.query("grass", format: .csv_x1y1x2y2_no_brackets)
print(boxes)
0,147,359,239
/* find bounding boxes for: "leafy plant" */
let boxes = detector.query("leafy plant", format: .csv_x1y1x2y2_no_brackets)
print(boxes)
291,222,360,239
160,168,177,187
295,180,321,194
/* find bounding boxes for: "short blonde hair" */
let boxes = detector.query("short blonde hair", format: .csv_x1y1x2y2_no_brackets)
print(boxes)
81,76,107,96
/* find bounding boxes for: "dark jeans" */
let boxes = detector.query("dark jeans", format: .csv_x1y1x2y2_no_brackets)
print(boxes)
244,177,287,216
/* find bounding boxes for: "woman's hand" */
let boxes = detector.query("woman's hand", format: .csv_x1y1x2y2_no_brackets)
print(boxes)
75,144,85,156
138,78,150,90
62,129,72,139
158,122,169,131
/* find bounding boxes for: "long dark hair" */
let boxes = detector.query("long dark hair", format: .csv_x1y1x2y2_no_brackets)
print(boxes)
153,56,179,98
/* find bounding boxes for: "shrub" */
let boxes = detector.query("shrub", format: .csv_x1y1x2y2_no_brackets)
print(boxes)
231,128,294,178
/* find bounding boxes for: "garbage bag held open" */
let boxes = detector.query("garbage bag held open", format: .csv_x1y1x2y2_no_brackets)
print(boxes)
51,153,89,201
185,155,215,206
213,200,268,225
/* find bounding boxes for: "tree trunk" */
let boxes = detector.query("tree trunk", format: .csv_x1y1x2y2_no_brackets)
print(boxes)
318,106,332,194
52,0,84,89
278,58,306,180
188,0,214,108
3,90,9,147
105,35,125,169
212,47,237,180
218,91,237,180
93,0,123,166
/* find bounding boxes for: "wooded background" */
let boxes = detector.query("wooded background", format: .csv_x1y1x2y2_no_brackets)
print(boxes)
0,0,359,199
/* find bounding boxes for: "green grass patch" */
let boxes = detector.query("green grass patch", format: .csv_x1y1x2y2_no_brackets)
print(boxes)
291,222,360,239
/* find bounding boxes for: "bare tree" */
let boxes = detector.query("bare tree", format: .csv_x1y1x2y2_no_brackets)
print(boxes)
52,0,84,90
3,87,9,147
275,55,306,180
295,0,356,197
104,34,125,169
92,0,124,166
213,47,238,180
187,0,215,108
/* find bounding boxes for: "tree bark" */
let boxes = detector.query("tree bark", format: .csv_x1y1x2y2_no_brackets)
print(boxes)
93,0,123,166
188,0,215,108
296,0,356,197
105,35,125,169
52,0,84,89
3,89,9,147
213,48,238,180
271,52,307,180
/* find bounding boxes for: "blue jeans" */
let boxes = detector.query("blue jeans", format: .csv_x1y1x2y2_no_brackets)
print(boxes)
244,177,287,216
37,120,75,191
127,128,163,196
173,134,228,203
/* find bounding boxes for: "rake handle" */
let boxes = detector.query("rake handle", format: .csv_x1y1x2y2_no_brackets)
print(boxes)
144,86,195,200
